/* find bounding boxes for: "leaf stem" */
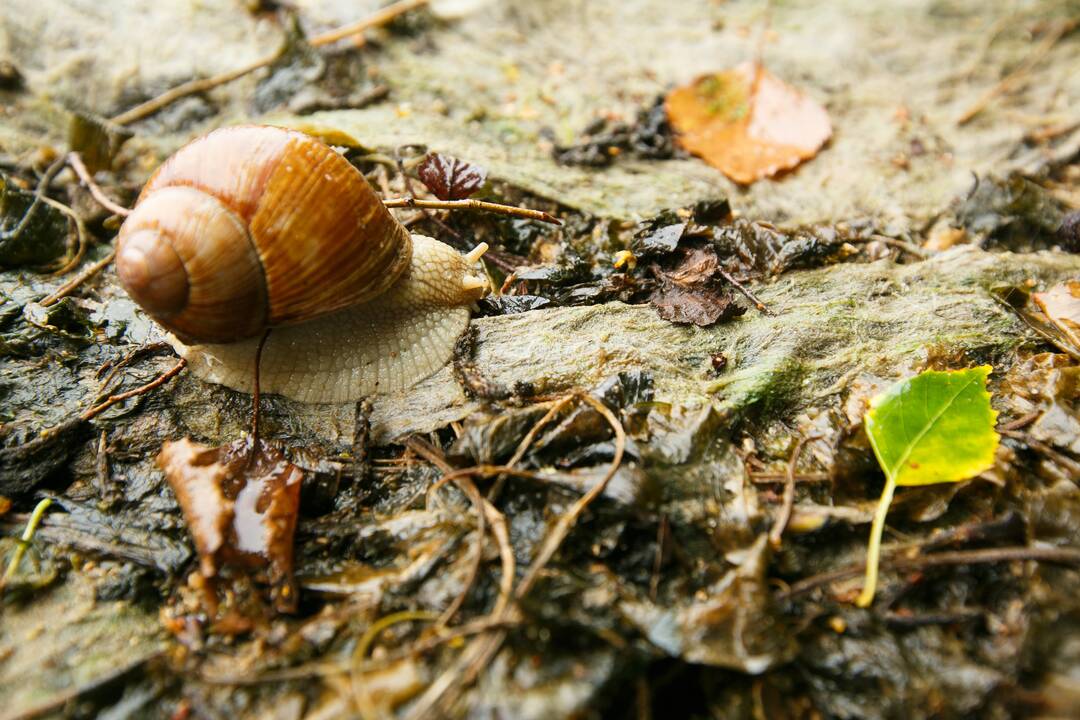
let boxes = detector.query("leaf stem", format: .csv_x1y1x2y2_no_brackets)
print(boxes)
856,475,896,607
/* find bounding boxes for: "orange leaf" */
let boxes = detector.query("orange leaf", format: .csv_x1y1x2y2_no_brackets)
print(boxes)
665,62,831,184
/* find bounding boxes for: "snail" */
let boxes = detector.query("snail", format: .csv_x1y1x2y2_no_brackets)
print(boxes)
115,125,489,403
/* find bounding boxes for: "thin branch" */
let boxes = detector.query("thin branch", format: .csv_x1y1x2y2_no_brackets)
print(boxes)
957,18,1078,126
868,234,929,260
39,249,116,307
489,395,574,501
769,434,819,548
716,266,771,314
777,544,1080,601
1002,428,1080,478
514,393,625,601
67,152,131,216
40,196,90,276
406,436,488,628
111,57,270,126
309,0,430,46
77,359,187,425
403,392,627,720
383,196,562,225
110,0,429,126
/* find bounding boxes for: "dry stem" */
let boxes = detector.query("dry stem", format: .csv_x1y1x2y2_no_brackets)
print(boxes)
383,196,562,225
67,152,131,217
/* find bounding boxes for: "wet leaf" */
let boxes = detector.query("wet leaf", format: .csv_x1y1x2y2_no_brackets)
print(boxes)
711,218,855,275
0,174,70,268
159,436,304,613
620,536,794,671
634,221,687,254
1033,281,1080,350
649,245,745,326
417,152,488,200
857,366,1000,606
665,62,831,184
475,294,552,316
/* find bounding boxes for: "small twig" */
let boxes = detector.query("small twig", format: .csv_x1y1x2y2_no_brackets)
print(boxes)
40,248,116,307
111,57,270,126
383,197,562,225
769,434,819,548
489,395,573,501
777,544,1080,601
999,411,1040,432
436,473,486,627
308,0,430,47
93,431,114,502
716,266,771,314
110,0,429,126
868,234,929,260
749,471,829,484
406,437,488,628
0,498,53,595
957,18,1078,126
514,393,625,602
1002,428,1080,479
404,393,627,719
41,196,90,276
66,152,131,217
349,608,437,714
482,498,515,618
75,359,187,426
199,616,518,685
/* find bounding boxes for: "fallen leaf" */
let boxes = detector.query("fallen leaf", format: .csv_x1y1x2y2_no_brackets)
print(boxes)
649,245,746,326
1034,280,1080,349
857,366,999,606
665,62,831,184
159,436,304,613
417,152,488,200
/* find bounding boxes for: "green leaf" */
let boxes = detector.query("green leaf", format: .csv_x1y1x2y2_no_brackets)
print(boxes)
866,365,1000,487
856,366,999,607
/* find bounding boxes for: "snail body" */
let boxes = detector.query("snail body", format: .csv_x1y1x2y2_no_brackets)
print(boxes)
116,126,488,402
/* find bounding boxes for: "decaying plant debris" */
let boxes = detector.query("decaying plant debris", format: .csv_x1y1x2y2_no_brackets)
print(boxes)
2,0,1080,718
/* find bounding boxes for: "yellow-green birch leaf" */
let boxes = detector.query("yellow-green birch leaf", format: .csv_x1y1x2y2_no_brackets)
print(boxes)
856,365,999,607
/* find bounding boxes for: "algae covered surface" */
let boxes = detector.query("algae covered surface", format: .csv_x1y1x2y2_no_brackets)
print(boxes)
2,1,1080,718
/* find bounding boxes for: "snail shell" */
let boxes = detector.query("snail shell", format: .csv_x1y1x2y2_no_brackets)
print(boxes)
115,126,488,402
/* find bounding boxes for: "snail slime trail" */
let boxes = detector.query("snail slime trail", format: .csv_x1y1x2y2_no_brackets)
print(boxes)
115,125,490,402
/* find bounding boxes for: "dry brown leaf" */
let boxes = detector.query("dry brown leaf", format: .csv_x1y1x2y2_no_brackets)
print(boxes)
1034,280,1080,349
159,436,304,613
665,62,832,184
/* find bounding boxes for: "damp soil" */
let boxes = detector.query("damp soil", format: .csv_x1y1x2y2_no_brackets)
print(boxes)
1,1,1079,719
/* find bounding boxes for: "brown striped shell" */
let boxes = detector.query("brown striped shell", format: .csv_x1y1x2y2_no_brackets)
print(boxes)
115,125,413,343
